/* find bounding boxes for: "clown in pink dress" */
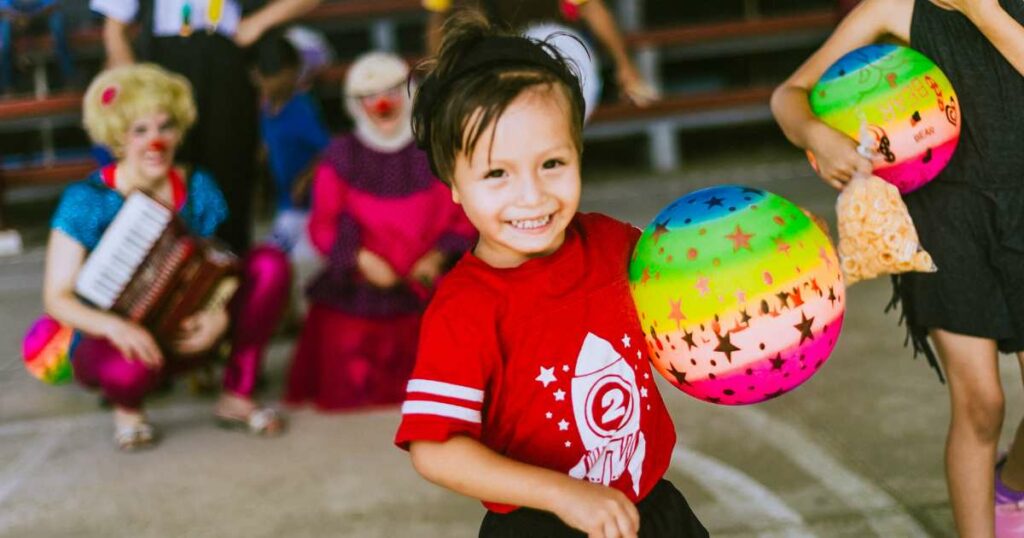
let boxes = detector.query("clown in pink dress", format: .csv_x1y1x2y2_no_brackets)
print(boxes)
284,52,475,410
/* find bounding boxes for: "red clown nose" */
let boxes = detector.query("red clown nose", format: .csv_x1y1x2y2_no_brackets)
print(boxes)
370,96,397,116
148,139,168,152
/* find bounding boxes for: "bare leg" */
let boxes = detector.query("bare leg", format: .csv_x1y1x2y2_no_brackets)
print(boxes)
998,352,1024,490
933,329,1002,538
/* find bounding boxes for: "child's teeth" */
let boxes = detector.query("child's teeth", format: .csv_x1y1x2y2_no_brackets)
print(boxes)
512,215,551,230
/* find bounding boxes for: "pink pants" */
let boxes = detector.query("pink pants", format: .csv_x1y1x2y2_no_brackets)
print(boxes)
72,246,291,410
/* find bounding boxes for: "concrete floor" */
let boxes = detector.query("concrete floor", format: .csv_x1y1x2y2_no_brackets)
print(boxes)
2,157,1022,537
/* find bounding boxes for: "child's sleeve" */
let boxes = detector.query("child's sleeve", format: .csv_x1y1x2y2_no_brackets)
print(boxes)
395,287,499,450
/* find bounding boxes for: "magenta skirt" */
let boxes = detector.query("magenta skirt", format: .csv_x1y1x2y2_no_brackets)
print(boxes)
284,304,420,411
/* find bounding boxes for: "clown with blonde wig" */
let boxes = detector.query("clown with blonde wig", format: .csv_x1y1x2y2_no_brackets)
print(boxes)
39,64,291,451
283,51,476,411
82,64,196,158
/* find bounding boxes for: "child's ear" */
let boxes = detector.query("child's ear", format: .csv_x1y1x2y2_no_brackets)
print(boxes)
450,184,462,205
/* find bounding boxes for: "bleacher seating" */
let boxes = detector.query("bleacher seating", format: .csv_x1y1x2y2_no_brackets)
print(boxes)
0,0,840,227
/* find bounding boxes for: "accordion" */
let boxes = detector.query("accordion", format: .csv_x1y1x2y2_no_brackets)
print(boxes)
75,191,240,344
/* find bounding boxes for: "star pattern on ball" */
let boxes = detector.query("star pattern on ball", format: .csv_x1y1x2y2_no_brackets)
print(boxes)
681,330,697,350
794,312,815,344
667,363,689,385
714,332,741,362
651,219,670,245
554,389,566,401
641,267,651,285
704,196,725,208
668,299,686,329
535,366,557,387
773,235,791,255
695,277,710,296
770,353,786,370
725,225,754,252
739,308,752,324
828,286,838,307
776,291,790,309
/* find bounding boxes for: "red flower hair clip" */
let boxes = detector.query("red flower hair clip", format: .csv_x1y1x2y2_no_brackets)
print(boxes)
100,85,119,106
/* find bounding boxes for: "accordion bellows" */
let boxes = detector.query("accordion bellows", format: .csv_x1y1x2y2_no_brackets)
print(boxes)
75,191,240,344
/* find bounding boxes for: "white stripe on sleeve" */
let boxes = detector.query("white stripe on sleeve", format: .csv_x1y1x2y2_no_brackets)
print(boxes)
406,379,485,402
402,401,482,423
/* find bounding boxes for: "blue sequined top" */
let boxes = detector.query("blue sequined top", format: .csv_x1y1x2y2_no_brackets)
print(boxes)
51,168,227,252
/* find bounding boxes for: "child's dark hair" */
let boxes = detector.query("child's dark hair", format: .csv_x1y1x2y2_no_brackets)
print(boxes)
254,31,300,77
412,10,586,183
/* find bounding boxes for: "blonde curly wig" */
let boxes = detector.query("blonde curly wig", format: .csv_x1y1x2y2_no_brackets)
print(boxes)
82,64,196,157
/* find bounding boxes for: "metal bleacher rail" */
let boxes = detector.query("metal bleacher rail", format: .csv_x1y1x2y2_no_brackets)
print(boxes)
0,0,839,225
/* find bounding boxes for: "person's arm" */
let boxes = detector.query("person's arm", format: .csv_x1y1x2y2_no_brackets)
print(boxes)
101,14,135,67
578,0,658,107
307,162,344,255
770,0,912,189
43,230,162,366
234,0,322,47
934,0,1024,75
410,436,640,537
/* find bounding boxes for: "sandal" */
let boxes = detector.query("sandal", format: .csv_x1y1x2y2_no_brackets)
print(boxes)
215,407,285,437
114,421,158,452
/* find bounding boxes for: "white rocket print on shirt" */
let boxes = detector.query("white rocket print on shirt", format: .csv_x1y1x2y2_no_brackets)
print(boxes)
568,333,646,495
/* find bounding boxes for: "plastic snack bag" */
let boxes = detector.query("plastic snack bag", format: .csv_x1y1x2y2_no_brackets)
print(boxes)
836,174,936,285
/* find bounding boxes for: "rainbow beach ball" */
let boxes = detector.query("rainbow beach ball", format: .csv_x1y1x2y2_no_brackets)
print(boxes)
23,315,76,385
810,44,960,194
629,186,845,405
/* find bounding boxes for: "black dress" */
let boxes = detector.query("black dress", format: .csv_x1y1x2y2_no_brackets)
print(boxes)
893,0,1024,380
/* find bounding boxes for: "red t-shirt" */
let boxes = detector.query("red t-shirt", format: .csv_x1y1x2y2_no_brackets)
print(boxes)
394,213,676,513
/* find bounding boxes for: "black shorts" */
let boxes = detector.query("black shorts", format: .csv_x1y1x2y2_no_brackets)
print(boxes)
894,182,1024,376
478,479,708,538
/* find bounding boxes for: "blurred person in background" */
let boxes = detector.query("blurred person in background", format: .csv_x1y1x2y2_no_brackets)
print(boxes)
43,65,289,450
90,0,322,252
424,0,658,114
284,51,475,411
252,31,329,320
0,0,76,94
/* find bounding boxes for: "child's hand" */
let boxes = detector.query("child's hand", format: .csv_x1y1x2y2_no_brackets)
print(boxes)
617,66,660,108
173,308,230,356
102,317,163,368
806,123,872,190
550,480,640,538
357,249,400,288
409,249,446,288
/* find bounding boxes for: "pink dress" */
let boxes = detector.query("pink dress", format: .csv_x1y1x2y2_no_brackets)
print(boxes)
284,134,475,410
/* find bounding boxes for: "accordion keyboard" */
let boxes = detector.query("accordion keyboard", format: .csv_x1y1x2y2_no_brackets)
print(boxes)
76,192,173,309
